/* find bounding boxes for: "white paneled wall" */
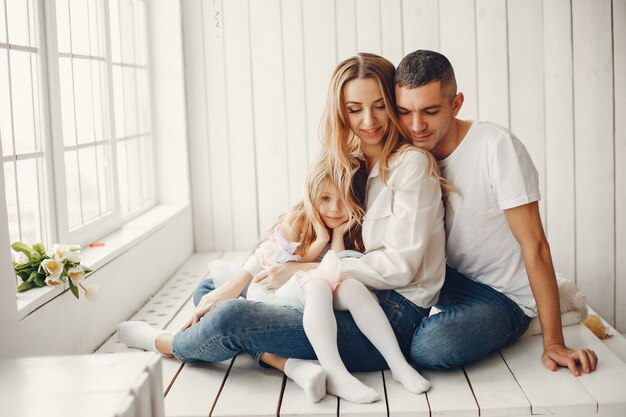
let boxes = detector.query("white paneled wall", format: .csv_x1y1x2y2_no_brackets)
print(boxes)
181,0,626,331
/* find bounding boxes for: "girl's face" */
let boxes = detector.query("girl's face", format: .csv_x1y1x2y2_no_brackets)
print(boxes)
315,183,349,229
343,77,389,152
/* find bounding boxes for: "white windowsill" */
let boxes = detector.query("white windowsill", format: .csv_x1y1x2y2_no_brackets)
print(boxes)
16,204,189,320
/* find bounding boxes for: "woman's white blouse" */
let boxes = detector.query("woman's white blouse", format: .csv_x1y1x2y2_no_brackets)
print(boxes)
342,149,446,308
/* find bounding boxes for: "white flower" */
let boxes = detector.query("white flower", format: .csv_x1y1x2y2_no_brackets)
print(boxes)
13,251,29,265
69,244,81,251
49,244,71,262
41,258,63,276
64,251,81,264
83,284,100,302
45,274,63,286
67,266,85,285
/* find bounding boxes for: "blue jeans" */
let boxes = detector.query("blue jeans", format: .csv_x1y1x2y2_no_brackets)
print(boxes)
173,278,429,371
410,266,532,369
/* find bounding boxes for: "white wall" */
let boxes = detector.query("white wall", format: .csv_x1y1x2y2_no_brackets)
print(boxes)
182,0,626,332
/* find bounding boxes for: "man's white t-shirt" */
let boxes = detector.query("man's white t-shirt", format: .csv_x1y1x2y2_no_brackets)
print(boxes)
440,120,539,317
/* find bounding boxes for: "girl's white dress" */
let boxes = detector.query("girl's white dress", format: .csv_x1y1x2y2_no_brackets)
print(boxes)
208,227,347,312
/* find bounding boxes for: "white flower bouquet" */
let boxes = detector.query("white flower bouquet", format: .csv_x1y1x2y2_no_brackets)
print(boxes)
11,241,96,300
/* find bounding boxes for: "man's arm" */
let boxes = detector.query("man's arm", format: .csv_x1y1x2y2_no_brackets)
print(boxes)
504,201,597,376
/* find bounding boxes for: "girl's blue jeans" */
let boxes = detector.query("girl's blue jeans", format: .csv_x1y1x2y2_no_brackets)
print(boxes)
172,266,531,370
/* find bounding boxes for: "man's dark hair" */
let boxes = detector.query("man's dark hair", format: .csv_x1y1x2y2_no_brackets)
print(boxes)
395,50,457,100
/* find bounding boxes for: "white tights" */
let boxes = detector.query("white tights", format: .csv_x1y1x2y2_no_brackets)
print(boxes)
300,278,430,404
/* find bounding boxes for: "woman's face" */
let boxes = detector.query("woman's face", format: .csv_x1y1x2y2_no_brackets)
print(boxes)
343,78,389,152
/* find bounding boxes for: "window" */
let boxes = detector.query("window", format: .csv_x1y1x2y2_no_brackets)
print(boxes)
1,0,154,252
1,0,49,247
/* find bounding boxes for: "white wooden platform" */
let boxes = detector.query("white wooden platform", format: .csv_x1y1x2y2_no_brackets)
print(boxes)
97,252,626,417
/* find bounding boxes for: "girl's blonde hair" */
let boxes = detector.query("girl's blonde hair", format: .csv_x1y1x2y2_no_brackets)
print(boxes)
281,151,366,256
318,52,452,204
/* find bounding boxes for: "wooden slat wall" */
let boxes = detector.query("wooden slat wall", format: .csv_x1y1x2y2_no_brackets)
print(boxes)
182,0,625,331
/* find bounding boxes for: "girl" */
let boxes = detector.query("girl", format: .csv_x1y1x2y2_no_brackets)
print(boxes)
117,52,447,407
239,150,430,404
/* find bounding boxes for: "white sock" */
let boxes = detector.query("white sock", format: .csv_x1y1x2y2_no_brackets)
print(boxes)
117,321,169,353
325,366,381,404
335,279,430,394
302,279,381,404
284,359,326,403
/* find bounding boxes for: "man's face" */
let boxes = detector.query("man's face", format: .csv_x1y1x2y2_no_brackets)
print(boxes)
395,81,460,159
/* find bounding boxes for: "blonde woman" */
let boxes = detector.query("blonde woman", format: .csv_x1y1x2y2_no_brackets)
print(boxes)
117,53,447,403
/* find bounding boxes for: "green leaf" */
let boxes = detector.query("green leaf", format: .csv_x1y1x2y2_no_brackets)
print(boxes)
17,270,31,281
83,266,92,274
69,280,79,299
11,242,34,256
33,273,45,287
15,262,35,271
26,271,38,283
32,242,46,255
17,281,36,292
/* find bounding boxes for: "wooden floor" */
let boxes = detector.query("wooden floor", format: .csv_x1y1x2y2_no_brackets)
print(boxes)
97,252,626,417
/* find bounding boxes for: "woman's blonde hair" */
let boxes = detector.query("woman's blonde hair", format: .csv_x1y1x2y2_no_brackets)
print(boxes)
280,150,366,256
319,52,452,204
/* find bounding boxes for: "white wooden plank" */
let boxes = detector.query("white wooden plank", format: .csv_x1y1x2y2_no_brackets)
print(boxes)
161,298,195,392
338,371,387,417
3,391,132,417
182,0,215,252
335,0,358,62
463,352,530,416
475,0,509,128
355,0,382,55
401,0,440,55
202,0,235,251
572,0,615,323
382,370,429,417
500,332,597,415
614,0,626,334
421,368,478,416
279,377,338,417
507,0,547,221
438,0,477,120
211,354,284,417
222,0,260,249
588,306,626,364
249,0,291,237
380,0,403,66
559,325,626,416
302,0,336,164
543,0,576,281
164,359,232,417
0,352,158,396
280,0,309,206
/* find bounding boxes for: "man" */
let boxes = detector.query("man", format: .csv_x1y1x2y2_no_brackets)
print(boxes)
395,50,597,375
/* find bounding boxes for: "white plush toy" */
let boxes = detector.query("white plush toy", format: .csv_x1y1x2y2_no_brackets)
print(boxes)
524,273,588,336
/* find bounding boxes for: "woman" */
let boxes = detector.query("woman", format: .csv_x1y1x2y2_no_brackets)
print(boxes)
117,53,447,394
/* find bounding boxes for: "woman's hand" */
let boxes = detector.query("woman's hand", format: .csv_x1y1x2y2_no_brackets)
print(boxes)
252,263,297,292
182,271,251,330
253,262,318,292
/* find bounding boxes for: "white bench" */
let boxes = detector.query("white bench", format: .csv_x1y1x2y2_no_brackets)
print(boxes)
1,351,164,417
97,252,626,417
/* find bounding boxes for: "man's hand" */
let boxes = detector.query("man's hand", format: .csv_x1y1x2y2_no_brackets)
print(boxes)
542,343,598,376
